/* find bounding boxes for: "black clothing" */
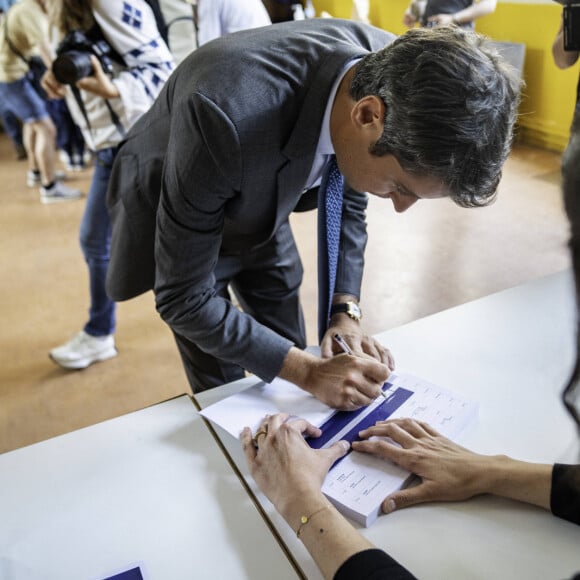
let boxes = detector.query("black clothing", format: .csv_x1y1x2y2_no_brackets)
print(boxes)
335,549,417,580
551,463,580,525
421,0,474,28
334,464,580,579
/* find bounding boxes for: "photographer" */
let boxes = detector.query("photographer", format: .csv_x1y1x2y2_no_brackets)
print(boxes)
43,0,175,370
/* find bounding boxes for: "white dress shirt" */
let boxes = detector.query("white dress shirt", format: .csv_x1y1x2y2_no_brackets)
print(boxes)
303,58,361,191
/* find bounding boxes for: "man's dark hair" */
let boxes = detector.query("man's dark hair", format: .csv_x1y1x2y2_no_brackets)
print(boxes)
350,26,522,207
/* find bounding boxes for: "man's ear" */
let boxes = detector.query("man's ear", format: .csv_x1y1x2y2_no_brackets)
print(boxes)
351,95,385,138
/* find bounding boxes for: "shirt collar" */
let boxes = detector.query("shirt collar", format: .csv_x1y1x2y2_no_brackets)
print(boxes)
317,57,361,156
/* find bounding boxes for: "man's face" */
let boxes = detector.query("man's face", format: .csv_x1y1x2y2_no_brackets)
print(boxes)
331,91,448,212
337,151,448,213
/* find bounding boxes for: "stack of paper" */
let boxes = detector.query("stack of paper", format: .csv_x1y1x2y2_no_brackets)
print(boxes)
200,372,477,527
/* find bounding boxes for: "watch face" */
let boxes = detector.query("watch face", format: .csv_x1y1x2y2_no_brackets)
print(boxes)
346,302,361,319
330,302,362,320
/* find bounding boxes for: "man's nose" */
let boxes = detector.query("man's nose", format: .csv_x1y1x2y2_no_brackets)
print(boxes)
390,193,418,213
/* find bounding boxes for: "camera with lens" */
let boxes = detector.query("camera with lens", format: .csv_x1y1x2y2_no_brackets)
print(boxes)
556,0,580,51
52,29,116,85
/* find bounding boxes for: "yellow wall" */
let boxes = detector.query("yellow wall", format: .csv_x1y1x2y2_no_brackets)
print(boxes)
312,0,579,152
313,0,353,18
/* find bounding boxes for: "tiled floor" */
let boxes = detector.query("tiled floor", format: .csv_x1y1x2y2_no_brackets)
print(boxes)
0,132,570,453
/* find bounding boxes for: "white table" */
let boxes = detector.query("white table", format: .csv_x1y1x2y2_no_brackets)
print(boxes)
2,272,579,580
0,396,298,580
195,270,580,580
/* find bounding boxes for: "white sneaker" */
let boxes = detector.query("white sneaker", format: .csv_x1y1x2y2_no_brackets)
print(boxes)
26,170,41,187
27,169,67,188
40,181,83,204
49,330,117,369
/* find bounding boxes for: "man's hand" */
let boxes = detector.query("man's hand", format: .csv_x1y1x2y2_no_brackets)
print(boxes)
279,346,391,410
320,318,395,371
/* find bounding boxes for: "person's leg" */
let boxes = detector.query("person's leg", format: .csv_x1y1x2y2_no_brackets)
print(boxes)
71,123,87,169
169,221,305,393
49,149,117,369
22,121,37,174
171,254,246,392
10,78,57,185
232,220,307,348
30,116,58,185
33,114,82,202
172,330,247,392
80,148,117,337
0,106,26,159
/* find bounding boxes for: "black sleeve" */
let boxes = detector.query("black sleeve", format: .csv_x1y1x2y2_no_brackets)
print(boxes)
550,463,580,525
334,549,418,580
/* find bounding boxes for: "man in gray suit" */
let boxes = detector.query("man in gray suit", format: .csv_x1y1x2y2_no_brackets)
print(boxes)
106,19,520,409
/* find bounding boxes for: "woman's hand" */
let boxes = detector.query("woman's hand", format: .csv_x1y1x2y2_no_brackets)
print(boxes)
353,417,552,514
241,413,349,519
242,414,378,579
76,55,120,99
41,68,67,99
353,418,494,513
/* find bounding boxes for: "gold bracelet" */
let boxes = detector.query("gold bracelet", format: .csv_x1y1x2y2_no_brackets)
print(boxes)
296,504,331,538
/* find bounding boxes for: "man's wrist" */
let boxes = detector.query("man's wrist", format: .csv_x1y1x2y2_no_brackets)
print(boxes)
278,346,320,392
330,294,362,323
329,301,362,322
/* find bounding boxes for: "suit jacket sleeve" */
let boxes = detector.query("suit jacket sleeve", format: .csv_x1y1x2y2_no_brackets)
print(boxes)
154,92,293,382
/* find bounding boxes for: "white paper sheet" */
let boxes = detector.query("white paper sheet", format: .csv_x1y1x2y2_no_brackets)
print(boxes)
199,375,335,438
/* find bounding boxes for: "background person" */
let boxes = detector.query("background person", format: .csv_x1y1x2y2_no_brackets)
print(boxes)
0,0,82,203
159,0,271,64
402,0,496,29
43,0,174,370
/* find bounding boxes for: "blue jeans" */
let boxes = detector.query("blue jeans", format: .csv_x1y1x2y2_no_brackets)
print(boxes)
80,147,117,337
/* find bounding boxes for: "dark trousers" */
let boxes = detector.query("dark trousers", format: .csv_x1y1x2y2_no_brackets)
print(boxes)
173,220,307,392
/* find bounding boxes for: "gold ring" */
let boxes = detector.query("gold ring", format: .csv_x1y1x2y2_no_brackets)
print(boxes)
252,429,268,446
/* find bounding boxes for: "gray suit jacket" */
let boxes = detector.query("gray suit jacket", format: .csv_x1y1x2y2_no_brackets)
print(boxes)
106,18,396,382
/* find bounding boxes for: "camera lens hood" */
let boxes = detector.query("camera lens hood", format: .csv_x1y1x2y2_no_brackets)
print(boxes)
52,51,94,85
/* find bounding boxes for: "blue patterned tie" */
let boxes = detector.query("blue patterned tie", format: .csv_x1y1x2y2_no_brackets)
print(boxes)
317,156,344,343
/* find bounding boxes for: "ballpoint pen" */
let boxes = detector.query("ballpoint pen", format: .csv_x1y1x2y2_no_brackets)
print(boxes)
332,333,388,399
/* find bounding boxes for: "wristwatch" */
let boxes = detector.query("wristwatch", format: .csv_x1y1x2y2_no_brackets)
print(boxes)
330,301,362,322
